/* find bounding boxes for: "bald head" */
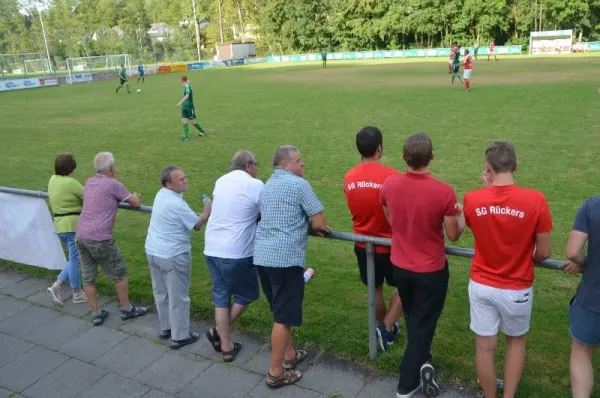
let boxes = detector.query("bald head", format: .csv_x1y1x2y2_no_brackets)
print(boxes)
231,151,256,171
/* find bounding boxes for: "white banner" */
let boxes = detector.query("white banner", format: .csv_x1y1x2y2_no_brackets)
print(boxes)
38,77,59,87
0,193,66,270
66,73,93,84
0,78,41,92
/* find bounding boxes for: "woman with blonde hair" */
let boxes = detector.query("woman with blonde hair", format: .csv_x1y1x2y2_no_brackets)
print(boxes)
47,153,87,305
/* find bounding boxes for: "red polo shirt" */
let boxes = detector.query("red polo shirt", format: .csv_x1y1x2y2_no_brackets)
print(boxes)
380,171,461,273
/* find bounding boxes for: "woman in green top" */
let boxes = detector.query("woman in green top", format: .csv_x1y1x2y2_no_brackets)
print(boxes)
46,153,87,305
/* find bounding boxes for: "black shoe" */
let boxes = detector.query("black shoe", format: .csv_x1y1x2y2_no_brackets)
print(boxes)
159,329,171,339
120,305,148,320
92,310,109,326
171,332,199,349
420,363,440,397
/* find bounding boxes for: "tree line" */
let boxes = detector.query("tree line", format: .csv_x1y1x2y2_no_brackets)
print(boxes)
1,0,599,63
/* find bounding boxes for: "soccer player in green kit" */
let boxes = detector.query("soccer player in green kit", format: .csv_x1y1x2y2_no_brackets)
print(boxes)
116,64,131,94
451,45,464,84
176,75,206,141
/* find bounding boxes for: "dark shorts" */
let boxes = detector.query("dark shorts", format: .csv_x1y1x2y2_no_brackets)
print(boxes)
76,238,127,285
452,63,460,73
205,256,259,308
256,265,305,327
354,245,394,288
569,296,600,346
181,107,196,120
138,72,144,77
119,78,127,85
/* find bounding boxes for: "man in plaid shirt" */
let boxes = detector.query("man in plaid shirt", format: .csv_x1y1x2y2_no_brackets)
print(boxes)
254,145,331,389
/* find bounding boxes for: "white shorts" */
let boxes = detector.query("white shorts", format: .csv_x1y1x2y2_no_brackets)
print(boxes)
463,69,472,79
468,279,533,337
448,59,453,65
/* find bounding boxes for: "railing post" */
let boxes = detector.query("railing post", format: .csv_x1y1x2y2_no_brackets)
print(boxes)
366,242,378,360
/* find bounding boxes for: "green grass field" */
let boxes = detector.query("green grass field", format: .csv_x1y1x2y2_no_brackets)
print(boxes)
1,55,600,397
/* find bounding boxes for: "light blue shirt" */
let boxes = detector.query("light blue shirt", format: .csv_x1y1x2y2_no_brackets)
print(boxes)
253,169,324,268
145,188,198,258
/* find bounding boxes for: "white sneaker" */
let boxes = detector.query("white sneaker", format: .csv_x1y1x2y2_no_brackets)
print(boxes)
396,385,420,398
420,363,440,397
72,291,88,304
47,284,63,306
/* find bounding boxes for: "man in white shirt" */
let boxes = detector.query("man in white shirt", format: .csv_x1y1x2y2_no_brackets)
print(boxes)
145,166,211,349
203,151,264,362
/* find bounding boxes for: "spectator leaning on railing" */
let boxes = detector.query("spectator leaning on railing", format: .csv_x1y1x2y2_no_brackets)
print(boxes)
344,126,403,353
47,152,87,306
463,141,552,398
75,151,147,326
380,133,465,398
254,145,331,389
564,196,600,398
203,151,264,362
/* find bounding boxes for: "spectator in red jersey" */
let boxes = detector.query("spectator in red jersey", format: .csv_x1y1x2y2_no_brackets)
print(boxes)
343,126,403,352
380,133,465,398
463,141,552,398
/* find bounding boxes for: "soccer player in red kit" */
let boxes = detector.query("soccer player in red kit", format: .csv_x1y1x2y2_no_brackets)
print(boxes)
488,40,498,61
461,49,473,91
344,126,403,352
463,141,552,398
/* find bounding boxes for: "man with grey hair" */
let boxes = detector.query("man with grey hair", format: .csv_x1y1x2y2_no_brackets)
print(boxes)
76,152,146,326
203,151,263,361
145,166,212,349
254,145,331,388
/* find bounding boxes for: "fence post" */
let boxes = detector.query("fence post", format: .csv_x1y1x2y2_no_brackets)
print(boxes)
366,242,377,360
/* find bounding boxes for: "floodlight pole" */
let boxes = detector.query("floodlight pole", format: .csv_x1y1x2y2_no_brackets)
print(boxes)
191,0,202,61
38,7,53,73
217,0,224,44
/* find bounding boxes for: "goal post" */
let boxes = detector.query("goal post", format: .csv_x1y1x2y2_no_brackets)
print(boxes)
529,29,573,55
65,54,131,84
24,58,52,75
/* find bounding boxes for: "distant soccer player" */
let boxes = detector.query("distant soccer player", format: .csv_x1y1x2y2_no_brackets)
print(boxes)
461,49,473,91
451,45,463,84
176,76,206,142
116,64,131,94
488,40,498,61
321,50,327,68
137,63,145,84
448,44,456,74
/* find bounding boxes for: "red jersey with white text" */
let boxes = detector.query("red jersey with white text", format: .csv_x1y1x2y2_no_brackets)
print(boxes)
463,185,552,290
344,163,399,253
464,54,473,69
380,172,461,273
489,41,495,51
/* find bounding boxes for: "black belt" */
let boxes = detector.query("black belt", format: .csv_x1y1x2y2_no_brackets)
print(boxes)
53,212,81,218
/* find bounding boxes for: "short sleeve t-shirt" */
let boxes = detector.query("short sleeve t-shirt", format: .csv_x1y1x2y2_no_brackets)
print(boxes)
380,171,460,273
76,175,131,241
183,84,193,109
47,175,84,233
464,185,552,290
119,69,126,80
344,162,399,253
572,196,600,313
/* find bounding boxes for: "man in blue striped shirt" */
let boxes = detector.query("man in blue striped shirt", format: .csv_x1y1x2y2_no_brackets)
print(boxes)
254,145,331,389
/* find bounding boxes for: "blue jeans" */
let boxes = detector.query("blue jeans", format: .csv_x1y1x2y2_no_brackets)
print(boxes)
205,256,259,308
57,232,80,289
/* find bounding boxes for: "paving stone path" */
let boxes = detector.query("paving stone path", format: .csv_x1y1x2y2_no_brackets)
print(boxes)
0,269,478,398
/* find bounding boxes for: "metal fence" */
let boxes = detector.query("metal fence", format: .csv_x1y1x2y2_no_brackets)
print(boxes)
0,186,566,359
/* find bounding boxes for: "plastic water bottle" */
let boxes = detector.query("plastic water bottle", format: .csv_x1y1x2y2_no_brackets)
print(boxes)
304,268,314,283
202,193,211,205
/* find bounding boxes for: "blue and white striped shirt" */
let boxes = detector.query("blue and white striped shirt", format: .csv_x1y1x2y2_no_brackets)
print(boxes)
253,169,324,268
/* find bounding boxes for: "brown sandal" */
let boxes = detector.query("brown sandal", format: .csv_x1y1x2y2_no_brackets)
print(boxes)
266,369,302,389
282,349,308,370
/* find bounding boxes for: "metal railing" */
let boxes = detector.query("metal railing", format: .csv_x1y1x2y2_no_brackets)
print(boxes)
0,186,566,359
